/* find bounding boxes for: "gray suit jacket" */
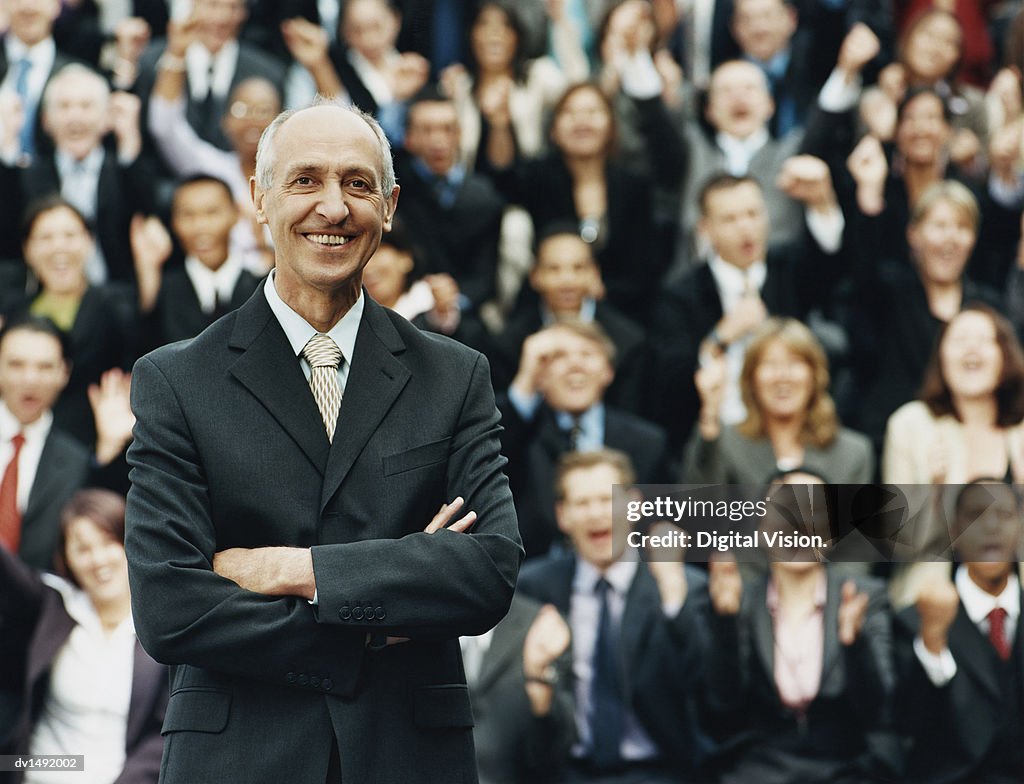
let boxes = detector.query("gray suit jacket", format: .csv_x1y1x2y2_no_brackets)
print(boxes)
125,286,522,784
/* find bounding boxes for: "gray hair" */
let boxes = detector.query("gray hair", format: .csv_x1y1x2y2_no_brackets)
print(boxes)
43,64,110,112
254,97,396,196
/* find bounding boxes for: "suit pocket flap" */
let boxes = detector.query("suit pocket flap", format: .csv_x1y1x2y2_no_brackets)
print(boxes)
414,684,474,728
162,688,231,735
382,438,451,476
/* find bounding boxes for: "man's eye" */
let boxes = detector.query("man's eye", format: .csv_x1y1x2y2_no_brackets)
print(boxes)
294,176,314,186
349,179,368,190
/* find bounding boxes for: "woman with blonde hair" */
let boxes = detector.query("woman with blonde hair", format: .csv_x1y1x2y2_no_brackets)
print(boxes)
683,318,874,484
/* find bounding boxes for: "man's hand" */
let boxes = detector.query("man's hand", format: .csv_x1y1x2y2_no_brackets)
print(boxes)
645,522,689,608
89,368,135,466
424,496,477,533
777,155,837,213
837,579,870,646
916,578,960,655
390,53,430,102
510,327,567,399
131,213,174,313
522,603,571,715
281,17,330,71
717,295,767,345
846,134,888,215
694,352,727,439
213,546,316,599
109,91,143,160
708,556,742,616
836,23,880,81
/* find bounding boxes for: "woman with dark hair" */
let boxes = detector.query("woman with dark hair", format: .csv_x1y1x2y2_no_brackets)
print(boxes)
684,318,874,485
884,303,1024,484
0,489,167,784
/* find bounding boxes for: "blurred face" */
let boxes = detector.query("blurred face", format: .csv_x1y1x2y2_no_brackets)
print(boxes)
222,79,281,158
471,5,517,72
43,73,109,161
908,199,975,286
172,180,238,269
404,101,460,176
940,311,1002,400
752,339,814,421
706,61,774,139
530,234,601,316
23,206,92,296
252,106,399,307
764,473,826,566
903,13,961,82
64,517,130,608
541,329,614,415
896,93,950,165
362,242,413,307
557,463,628,570
954,483,1021,589
0,329,69,425
342,0,400,61
550,86,613,160
6,0,59,46
732,0,797,63
193,0,247,53
700,181,768,268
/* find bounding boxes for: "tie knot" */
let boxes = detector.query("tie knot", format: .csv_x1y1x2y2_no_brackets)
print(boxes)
990,607,1008,624
10,433,25,450
301,333,342,369
594,577,612,598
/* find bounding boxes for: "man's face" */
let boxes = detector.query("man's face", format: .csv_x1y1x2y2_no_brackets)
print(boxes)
404,101,460,177
954,483,1022,587
6,0,59,46
557,463,628,570
529,234,601,316
0,328,69,426
342,0,400,62
540,328,614,415
706,61,774,139
252,106,398,305
362,242,414,307
173,180,238,269
192,0,247,54
699,181,768,268
42,73,108,161
732,0,797,63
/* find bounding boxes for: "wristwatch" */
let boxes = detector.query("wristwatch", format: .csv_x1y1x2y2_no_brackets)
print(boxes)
524,664,559,687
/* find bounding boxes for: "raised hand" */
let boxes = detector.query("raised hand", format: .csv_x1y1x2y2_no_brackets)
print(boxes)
837,579,870,645
709,556,743,616
915,577,959,655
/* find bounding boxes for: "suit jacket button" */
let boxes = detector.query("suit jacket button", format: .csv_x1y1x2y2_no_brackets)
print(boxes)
339,606,351,620
286,672,297,684
322,678,333,692
352,606,364,620
310,676,321,688
363,606,375,620
298,674,309,686
375,606,386,620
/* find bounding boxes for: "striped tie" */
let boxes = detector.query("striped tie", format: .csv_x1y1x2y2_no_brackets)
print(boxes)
301,333,343,442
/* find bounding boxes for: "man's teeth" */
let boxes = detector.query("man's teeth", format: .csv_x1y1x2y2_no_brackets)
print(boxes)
309,234,348,246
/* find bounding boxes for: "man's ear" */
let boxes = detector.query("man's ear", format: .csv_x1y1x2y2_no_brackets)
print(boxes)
250,177,268,225
382,185,400,232
555,502,571,536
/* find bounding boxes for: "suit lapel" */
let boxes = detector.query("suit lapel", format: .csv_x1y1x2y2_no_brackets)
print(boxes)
320,298,410,511
748,578,775,681
23,432,73,529
819,570,843,693
228,285,329,474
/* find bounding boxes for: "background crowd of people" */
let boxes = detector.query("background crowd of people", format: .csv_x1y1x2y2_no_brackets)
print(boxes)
2,0,1024,780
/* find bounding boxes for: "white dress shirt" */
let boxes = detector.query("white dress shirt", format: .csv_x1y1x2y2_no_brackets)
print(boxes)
0,402,52,514
184,253,245,314
186,39,239,102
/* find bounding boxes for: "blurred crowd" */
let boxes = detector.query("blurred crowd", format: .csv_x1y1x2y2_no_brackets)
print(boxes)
3,0,1024,780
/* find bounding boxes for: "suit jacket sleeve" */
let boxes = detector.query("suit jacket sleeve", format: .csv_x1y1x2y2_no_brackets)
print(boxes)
310,352,523,638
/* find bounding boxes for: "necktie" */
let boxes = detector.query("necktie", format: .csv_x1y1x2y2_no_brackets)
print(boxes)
989,607,1011,661
301,333,343,442
590,577,624,769
13,58,34,158
0,433,26,553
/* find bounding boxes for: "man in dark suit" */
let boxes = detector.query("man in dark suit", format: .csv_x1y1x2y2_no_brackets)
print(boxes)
394,87,505,310
135,174,261,352
499,320,670,558
518,449,709,782
895,481,1024,783
124,101,522,783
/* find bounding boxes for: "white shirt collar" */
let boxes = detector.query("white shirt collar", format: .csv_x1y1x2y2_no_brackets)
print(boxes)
715,127,770,176
186,39,239,101
346,48,398,106
0,400,52,443
184,253,244,314
5,35,55,68
957,567,1021,626
55,145,104,176
573,546,639,598
263,268,363,367
707,254,767,313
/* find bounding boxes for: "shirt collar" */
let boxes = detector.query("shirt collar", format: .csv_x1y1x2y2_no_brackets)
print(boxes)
410,155,464,188
186,39,239,99
766,567,827,614
540,297,597,326
708,254,766,296
574,545,640,597
263,269,363,366
5,35,55,67
957,566,1021,626
0,400,52,442
747,48,791,80
715,126,770,167
55,146,104,176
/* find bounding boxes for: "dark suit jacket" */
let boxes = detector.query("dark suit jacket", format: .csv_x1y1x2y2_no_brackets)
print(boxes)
470,593,574,784
895,588,1024,784
124,287,522,784
140,265,262,352
0,546,168,784
497,398,671,558
703,570,899,783
517,552,710,778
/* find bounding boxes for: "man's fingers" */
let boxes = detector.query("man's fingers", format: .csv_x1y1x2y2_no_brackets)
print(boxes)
424,497,465,533
447,511,477,533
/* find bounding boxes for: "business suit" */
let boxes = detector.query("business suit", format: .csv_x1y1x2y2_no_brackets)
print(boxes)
125,286,522,784
470,594,574,784
517,552,710,780
703,570,899,783
497,398,671,558
894,586,1024,783
0,546,168,784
